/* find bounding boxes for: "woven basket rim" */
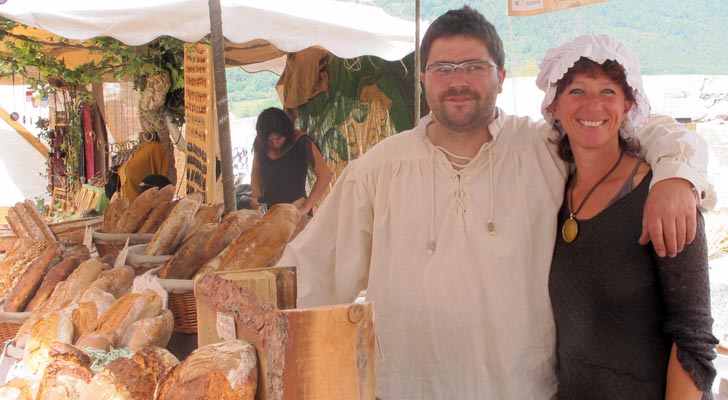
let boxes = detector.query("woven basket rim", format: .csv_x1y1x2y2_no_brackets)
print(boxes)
126,244,172,266
92,229,154,243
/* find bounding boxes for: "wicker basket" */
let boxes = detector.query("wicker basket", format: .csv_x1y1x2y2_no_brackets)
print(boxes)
156,278,196,334
126,244,171,275
0,301,31,344
0,322,21,344
92,229,154,258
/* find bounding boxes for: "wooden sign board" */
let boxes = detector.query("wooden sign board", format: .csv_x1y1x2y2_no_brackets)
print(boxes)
183,43,220,203
508,0,609,16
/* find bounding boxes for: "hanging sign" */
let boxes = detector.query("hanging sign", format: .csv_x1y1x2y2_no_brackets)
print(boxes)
508,0,609,16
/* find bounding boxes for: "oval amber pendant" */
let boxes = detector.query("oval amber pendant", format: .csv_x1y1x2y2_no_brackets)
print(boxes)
562,217,578,243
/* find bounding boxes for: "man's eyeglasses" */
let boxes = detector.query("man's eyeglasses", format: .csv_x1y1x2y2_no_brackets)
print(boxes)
425,60,497,79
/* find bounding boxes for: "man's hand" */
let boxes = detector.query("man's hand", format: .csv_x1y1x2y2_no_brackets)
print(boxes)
639,178,698,258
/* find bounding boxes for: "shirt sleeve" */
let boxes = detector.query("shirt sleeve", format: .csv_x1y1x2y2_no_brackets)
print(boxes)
635,115,716,210
655,212,718,392
277,160,373,307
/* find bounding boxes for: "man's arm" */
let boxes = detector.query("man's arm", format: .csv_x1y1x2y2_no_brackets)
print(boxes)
635,115,715,257
277,162,372,307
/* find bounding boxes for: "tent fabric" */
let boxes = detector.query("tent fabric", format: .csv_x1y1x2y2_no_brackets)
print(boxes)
0,0,418,64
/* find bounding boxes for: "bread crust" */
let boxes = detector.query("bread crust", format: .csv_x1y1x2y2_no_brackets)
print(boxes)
4,241,63,312
25,256,82,313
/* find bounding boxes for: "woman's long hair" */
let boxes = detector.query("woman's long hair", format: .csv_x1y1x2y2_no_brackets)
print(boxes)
253,107,296,156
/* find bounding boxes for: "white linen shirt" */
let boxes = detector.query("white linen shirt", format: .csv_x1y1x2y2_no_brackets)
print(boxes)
278,110,713,400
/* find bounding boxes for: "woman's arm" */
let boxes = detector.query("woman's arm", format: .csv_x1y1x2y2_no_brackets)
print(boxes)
666,343,703,400
250,154,262,209
298,140,332,215
657,213,718,398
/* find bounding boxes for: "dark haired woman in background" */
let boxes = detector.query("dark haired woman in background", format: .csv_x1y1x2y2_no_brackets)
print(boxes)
250,107,331,215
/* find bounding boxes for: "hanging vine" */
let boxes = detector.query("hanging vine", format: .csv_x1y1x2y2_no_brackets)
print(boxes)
0,18,186,190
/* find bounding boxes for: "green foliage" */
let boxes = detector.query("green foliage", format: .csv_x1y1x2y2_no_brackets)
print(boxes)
373,0,728,76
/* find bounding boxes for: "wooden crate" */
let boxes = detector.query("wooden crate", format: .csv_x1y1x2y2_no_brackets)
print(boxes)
195,271,375,400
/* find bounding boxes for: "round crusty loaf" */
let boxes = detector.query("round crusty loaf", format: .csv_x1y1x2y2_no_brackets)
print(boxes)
156,340,257,400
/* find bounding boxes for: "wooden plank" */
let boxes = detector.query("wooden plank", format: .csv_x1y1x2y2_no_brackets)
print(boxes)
195,273,375,400
0,106,49,157
195,270,278,348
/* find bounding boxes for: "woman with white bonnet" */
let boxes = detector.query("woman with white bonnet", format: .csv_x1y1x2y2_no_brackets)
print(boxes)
538,34,717,399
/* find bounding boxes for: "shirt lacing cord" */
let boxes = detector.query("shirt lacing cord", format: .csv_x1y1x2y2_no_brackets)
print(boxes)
427,143,497,255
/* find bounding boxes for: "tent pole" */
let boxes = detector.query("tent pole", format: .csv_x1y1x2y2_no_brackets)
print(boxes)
414,0,421,124
208,0,236,213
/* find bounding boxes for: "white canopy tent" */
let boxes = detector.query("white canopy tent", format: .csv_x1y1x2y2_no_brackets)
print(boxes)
0,0,418,66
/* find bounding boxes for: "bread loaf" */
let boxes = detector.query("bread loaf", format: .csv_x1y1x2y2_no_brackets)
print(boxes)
116,186,159,233
183,203,224,242
203,209,260,256
137,200,174,234
14,258,108,348
158,223,218,279
119,308,174,351
0,241,48,298
36,348,93,400
4,241,63,312
144,196,200,256
71,287,116,342
79,290,163,348
130,345,179,386
88,265,135,299
0,377,35,400
156,340,258,400
83,357,156,400
198,204,300,274
25,256,82,312
23,310,75,375
103,197,130,233
82,345,178,400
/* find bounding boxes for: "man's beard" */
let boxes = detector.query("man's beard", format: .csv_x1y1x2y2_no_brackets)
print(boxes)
432,88,494,133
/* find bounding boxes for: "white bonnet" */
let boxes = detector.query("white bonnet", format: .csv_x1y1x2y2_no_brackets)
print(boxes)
535,34,651,137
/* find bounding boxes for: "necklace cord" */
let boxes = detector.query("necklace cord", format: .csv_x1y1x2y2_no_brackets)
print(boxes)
568,150,624,218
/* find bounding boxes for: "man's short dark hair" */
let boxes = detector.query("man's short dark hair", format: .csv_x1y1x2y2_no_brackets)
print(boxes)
420,6,505,72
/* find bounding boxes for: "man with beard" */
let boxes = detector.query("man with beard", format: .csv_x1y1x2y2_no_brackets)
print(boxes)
278,6,714,400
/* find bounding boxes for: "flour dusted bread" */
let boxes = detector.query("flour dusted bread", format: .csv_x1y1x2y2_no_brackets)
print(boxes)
145,196,201,256
198,204,300,274
183,203,224,242
157,340,258,400
71,287,116,342
78,289,163,349
23,310,75,376
88,265,135,299
119,308,174,351
14,258,107,348
35,342,93,400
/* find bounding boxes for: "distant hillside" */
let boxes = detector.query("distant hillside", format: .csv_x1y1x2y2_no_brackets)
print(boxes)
226,0,728,117
375,0,728,75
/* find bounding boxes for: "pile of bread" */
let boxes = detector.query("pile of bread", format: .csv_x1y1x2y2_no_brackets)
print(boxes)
103,185,305,279
0,338,258,399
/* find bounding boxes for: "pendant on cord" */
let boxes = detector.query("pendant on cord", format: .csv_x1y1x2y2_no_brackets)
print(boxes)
562,215,578,243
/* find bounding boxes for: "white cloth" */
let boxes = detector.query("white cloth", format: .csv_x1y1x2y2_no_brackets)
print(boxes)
278,111,713,400
536,34,651,137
